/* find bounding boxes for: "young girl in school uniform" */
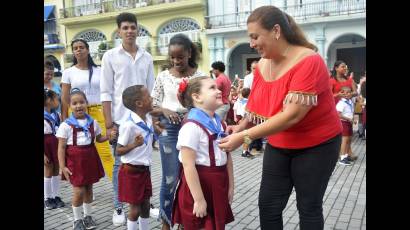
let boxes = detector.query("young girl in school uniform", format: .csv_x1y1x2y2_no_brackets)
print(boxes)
44,88,65,210
56,88,109,230
116,85,163,230
172,76,234,230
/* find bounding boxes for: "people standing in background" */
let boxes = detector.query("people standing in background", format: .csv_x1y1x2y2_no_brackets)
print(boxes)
244,60,258,89
330,61,358,104
212,61,232,122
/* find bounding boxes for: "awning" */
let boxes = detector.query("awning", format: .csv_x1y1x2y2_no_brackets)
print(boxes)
44,5,55,22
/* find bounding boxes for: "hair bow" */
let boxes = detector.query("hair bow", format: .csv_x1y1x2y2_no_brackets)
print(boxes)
178,79,189,94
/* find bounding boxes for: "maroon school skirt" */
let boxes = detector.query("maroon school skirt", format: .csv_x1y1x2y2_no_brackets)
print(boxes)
172,165,234,230
341,120,353,136
44,134,58,164
118,164,152,205
62,144,105,187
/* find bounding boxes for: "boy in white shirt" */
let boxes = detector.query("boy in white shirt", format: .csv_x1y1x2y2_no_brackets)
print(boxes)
336,86,355,166
116,85,163,230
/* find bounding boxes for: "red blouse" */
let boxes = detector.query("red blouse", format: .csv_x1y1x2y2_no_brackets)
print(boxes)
246,54,342,149
330,76,354,104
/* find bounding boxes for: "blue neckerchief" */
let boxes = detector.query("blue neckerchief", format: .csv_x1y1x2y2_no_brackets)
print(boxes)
342,98,353,108
128,114,158,145
187,108,226,139
65,113,94,138
50,109,60,127
240,98,248,105
44,110,57,134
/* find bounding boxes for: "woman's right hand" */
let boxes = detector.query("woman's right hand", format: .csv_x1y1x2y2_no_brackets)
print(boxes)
162,109,181,124
193,198,207,218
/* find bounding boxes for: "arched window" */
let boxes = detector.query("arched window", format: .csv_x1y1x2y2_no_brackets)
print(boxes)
74,30,107,56
158,18,201,55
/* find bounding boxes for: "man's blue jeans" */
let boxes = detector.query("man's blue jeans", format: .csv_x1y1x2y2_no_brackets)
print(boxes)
111,142,123,210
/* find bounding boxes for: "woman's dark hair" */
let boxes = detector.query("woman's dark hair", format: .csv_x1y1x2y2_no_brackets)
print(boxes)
247,6,317,51
44,88,58,104
44,60,54,71
69,88,88,103
122,85,145,111
168,33,200,68
331,60,347,79
211,61,225,73
116,12,138,28
178,76,209,109
71,39,98,85
360,81,366,98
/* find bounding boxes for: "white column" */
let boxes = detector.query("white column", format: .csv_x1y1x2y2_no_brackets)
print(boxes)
208,37,216,65
215,36,225,62
314,24,326,59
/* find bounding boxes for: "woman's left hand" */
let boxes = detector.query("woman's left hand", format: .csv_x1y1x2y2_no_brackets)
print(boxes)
218,132,244,152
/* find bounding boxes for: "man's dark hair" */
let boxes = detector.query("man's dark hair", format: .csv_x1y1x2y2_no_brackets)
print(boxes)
211,61,225,73
116,12,137,28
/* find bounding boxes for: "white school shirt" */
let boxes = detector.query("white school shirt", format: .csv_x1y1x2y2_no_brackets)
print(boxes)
44,119,54,134
56,119,102,145
176,119,228,167
151,70,206,113
243,72,254,89
100,46,155,125
233,98,247,117
61,66,102,105
117,113,153,166
336,98,354,120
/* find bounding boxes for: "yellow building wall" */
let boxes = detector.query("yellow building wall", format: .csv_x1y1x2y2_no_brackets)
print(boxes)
61,0,209,76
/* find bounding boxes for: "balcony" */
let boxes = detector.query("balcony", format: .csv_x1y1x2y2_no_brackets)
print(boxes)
60,0,184,19
205,0,366,30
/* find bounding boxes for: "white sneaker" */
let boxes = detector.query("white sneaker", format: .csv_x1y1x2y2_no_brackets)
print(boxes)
150,207,159,219
112,209,126,226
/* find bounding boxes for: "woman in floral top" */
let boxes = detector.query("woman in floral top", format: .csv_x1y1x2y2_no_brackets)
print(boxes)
150,33,206,230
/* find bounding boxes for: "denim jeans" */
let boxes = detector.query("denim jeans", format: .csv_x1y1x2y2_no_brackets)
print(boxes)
111,141,123,210
158,115,182,225
259,134,341,230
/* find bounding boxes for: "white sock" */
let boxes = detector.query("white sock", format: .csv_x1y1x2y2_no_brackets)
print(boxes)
340,154,347,160
51,176,60,198
73,205,83,221
127,218,139,230
83,202,92,217
44,177,52,199
139,217,149,230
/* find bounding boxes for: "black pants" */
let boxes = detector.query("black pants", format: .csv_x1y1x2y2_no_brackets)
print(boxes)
259,134,341,230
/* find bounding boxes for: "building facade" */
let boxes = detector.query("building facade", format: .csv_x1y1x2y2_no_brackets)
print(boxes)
44,0,66,78
206,0,366,81
58,0,210,76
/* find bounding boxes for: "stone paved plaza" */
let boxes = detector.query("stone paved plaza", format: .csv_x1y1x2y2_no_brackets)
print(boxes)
45,135,366,230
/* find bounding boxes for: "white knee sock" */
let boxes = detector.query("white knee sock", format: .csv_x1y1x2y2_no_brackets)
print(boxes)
139,217,149,230
83,202,92,217
51,176,60,198
44,177,52,199
73,205,83,221
127,218,138,230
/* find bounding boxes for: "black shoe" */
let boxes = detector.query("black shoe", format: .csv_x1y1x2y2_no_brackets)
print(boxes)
245,152,255,159
83,215,97,229
73,219,86,230
54,196,65,208
338,157,352,166
44,198,57,210
241,151,249,157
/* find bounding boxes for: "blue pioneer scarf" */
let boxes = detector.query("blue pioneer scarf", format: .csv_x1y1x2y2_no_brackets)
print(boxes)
128,114,158,145
187,108,226,139
65,113,94,138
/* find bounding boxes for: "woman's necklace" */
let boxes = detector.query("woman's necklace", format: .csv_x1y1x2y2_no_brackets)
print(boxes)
270,45,291,78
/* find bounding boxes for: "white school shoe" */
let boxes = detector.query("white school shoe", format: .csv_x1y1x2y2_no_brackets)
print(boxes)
112,209,126,226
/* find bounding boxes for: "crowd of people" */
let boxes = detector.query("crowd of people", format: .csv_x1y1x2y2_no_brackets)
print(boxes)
44,6,366,230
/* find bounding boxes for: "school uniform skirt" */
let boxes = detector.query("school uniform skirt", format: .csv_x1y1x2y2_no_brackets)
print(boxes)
63,144,105,187
44,134,59,164
118,163,152,205
341,120,353,136
172,165,234,230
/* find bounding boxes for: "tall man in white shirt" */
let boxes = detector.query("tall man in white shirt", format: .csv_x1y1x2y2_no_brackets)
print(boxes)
100,12,155,226
243,60,258,89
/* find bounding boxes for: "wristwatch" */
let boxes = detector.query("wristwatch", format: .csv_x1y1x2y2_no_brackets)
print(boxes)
243,129,252,145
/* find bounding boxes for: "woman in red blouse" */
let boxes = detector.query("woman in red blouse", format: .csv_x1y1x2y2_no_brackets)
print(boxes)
329,60,358,104
219,6,342,230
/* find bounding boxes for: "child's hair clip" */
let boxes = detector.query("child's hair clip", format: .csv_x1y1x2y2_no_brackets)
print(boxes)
70,87,81,94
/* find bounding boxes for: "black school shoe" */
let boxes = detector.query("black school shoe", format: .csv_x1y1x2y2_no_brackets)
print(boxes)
54,196,65,208
44,198,56,210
